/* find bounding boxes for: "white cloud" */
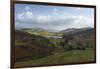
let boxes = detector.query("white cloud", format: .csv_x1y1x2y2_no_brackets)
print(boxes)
17,13,25,20
25,11,33,18
36,14,51,23
16,9,35,23
72,16,87,23
68,16,89,28
15,6,93,30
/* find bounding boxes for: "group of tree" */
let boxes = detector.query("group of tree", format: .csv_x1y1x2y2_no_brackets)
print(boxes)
60,34,93,51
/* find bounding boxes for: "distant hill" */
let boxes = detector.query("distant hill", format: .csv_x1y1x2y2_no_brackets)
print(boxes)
62,27,95,41
60,27,93,33
60,27,94,36
20,28,46,32
60,28,77,33
16,28,59,33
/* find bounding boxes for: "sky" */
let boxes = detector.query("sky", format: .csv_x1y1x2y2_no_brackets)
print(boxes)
15,4,94,31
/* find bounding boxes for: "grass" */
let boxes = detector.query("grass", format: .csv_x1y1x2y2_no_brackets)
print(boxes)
14,29,95,68
25,30,63,37
14,49,95,67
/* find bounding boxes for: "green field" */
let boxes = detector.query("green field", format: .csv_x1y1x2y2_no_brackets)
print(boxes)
23,29,63,37
14,28,95,68
14,49,95,67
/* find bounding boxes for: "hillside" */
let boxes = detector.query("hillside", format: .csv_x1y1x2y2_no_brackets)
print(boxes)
14,27,95,67
15,30,56,62
62,28,94,38
61,28,95,51
19,28,63,37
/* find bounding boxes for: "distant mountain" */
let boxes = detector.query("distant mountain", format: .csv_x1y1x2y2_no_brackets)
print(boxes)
60,28,77,33
16,28,59,33
60,27,94,34
21,28,46,32
62,27,94,38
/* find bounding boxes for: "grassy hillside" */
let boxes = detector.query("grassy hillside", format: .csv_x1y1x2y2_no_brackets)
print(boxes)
15,30,56,62
14,28,95,67
61,28,95,50
21,28,63,37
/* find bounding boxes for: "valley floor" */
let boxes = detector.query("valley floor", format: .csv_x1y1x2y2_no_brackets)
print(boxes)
14,49,95,68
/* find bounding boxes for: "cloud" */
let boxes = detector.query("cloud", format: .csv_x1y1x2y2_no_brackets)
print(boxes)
15,6,92,31
16,10,35,23
36,14,51,23
69,16,88,28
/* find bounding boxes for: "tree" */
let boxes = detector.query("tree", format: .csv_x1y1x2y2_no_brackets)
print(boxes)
63,34,74,44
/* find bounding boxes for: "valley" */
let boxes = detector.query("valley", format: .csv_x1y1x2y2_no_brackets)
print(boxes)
14,27,95,67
